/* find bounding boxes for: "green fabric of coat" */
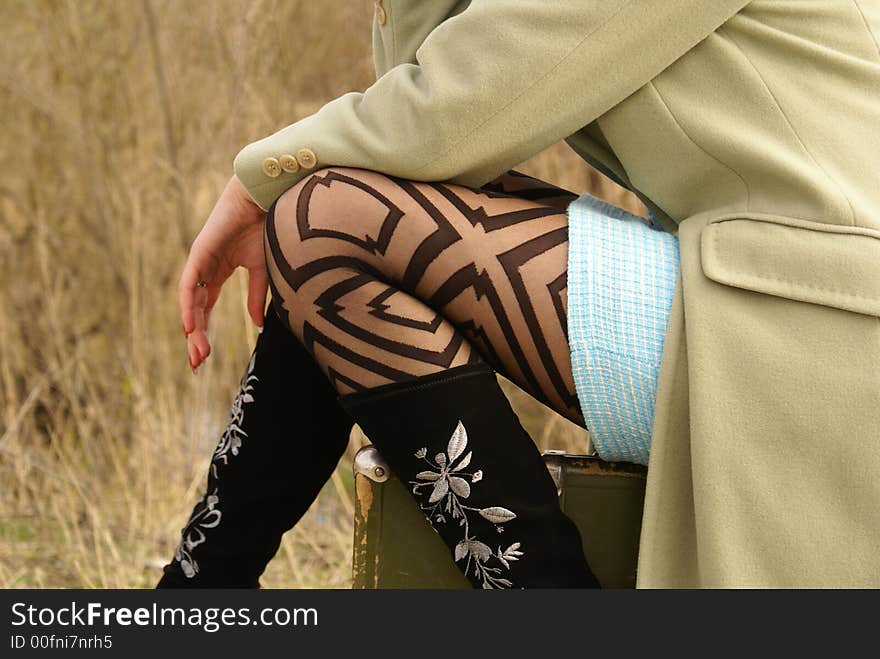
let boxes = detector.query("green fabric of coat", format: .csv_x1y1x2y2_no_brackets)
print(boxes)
233,0,880,587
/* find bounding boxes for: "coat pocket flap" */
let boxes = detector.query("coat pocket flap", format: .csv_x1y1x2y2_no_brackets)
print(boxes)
701,215,880,317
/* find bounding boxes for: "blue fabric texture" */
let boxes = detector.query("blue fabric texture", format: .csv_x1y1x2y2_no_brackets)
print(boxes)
566,193,679,465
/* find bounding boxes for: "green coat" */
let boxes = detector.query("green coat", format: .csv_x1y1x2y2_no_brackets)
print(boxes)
234,1,880,587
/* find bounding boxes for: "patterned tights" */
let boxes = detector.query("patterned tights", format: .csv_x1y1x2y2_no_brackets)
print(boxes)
264,168,585,425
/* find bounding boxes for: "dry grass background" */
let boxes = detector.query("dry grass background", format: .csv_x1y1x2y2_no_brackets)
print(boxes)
0,0,640,588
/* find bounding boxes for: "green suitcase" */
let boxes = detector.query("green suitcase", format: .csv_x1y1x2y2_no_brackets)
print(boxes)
352,445,647,589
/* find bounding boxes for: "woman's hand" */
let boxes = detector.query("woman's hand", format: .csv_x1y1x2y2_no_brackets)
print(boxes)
178,175,267,373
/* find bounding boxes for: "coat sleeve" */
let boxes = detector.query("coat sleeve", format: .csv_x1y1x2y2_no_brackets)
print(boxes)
371,0,471,78
234,0,750,211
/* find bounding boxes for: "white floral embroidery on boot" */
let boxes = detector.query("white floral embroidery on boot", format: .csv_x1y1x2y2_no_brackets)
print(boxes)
411,420,525,589
173,352,259,578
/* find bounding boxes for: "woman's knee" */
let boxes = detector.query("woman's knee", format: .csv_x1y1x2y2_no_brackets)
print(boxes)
267,166,397,257
266,167,334,252
262,167,394,308
266,166,427,295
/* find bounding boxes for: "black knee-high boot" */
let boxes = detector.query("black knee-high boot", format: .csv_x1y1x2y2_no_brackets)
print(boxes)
156,303,354,588
339,363,599,589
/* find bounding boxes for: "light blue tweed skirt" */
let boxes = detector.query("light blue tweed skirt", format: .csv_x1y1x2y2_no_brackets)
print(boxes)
566,193,679,466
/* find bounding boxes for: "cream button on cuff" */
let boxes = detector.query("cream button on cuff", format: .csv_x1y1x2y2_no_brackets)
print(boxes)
296,148,317,169
279,154,300,173
261,157,281,178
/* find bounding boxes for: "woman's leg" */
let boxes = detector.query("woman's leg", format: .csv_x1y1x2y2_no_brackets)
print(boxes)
264,167,582,424
264,167,602,589
159,167,581,589
157,304,354,588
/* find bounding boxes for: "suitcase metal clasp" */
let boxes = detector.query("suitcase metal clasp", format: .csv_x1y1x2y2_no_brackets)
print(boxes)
354,445,391,482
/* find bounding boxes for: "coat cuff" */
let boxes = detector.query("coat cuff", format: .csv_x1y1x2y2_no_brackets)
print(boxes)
233,128,320,212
